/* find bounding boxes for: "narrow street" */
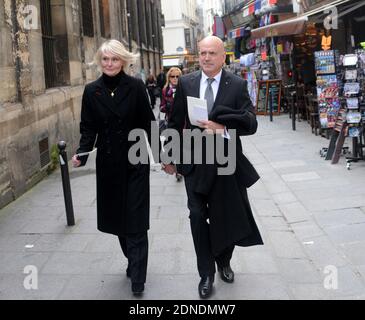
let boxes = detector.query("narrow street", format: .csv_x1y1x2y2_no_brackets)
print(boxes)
1,114,365,299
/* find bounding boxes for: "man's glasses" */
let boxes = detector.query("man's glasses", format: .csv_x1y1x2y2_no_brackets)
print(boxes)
170,75,179,79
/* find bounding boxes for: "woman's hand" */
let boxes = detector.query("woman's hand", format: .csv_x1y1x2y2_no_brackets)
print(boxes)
71,155,81,168
197,120,225,134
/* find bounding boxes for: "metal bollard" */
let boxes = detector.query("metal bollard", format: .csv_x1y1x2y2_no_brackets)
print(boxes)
269,90,273,122
291,94,296,131
57,141,75,226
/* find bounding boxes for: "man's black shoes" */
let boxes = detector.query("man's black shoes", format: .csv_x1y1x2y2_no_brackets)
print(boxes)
218,265,234,283
198,276,214,299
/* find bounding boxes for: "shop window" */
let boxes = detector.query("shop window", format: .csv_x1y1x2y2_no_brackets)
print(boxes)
81,0,94,37
99,0,111,38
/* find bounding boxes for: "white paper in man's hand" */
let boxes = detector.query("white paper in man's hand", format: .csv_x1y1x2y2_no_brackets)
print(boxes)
187,96,208,126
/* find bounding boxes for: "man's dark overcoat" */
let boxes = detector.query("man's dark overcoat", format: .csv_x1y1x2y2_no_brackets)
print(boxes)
168,69,263,255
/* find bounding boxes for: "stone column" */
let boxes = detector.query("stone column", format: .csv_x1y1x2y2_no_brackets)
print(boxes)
2,0,32,105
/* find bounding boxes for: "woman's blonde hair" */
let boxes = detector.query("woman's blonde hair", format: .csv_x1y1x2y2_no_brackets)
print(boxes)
164,67,182,89
94,39,139,74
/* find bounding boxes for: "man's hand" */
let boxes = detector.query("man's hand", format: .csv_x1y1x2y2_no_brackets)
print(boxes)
161,163,177,175
197,120,225,134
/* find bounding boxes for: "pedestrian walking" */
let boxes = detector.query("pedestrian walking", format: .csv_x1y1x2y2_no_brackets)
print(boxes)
160,67,183,182
71,39,156,296
145,74,158,109
162,36,263,299
156,68,166,96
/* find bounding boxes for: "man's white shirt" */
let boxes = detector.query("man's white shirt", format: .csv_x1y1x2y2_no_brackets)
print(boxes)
199,70,230,139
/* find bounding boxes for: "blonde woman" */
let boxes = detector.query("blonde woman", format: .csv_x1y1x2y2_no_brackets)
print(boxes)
160,67,182,120
72,39,155,296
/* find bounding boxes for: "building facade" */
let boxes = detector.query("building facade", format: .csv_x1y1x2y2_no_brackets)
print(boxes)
161,0,203,71
224,0,243,14
0,0,164,209
203,0,224,35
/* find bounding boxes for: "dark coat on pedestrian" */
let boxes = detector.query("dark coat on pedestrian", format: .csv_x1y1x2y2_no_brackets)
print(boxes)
157,71,166,90
168,69,263,256
76,71,156,236
192,104,263,255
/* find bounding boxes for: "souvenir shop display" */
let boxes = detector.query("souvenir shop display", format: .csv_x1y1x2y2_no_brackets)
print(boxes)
240,53,255,67
240,53,258,105
344,82,360,96
342,54,358,66
345,69,357,81
315,50,338,74
246,70,258,105
346,97,359,110
343,49,365,169
314,50,341,128
323,50,365,168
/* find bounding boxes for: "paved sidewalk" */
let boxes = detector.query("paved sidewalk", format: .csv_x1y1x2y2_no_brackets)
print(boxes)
1,114,365,300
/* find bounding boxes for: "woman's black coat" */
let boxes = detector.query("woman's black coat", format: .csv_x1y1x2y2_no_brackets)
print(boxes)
76,72,156,236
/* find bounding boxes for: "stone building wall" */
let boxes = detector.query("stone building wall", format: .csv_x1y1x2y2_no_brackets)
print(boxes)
0,0,164,209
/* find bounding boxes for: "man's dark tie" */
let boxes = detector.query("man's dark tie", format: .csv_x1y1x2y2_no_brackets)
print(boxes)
204,78,215,114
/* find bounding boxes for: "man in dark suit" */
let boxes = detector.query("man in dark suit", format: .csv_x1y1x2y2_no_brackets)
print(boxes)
162,36,263,299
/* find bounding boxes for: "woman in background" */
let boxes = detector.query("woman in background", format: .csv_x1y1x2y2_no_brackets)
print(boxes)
160,67,183,182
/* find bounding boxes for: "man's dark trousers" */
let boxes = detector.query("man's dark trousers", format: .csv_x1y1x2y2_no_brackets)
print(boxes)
184,171,234,278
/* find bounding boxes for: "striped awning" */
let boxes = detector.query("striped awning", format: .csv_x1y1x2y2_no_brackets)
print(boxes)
250,16,308,39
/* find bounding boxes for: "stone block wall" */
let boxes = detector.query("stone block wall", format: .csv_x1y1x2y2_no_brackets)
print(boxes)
0,0,164,209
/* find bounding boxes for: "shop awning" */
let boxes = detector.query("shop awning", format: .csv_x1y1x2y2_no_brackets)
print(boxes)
250,0,352,39
251,16,308,39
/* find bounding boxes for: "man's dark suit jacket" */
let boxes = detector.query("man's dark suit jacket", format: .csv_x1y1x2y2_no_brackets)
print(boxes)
168,69,258,180
168,69,263,255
